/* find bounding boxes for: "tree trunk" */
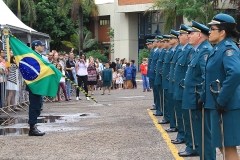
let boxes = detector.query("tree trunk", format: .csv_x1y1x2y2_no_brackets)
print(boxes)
17,0,21,20
78,6,83,55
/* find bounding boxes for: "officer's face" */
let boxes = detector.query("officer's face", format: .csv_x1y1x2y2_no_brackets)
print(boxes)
35,45,44,53
164,41,170,49
188,32,200,47
169,38,178,46
157,41,162,48
208,25,222,44
178,33,189,45
153,41,158,48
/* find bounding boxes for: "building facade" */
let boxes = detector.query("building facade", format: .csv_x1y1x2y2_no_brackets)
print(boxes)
88,0,238,64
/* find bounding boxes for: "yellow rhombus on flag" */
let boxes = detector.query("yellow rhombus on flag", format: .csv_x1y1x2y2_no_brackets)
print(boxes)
9,36,62,97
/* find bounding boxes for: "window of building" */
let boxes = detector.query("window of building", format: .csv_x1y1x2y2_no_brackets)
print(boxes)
100,19,110,26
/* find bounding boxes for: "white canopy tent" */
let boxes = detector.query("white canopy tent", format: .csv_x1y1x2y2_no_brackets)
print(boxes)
0,0,50,52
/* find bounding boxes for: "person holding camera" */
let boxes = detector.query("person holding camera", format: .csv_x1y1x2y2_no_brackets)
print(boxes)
76,54,89,100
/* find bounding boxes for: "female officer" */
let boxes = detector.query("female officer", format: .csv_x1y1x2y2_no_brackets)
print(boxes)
205,13,240,160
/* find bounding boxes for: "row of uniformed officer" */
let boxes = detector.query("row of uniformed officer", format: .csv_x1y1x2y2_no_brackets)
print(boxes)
147,13,240,160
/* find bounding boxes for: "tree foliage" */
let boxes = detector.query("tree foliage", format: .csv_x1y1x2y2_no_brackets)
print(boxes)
61,32,100,52
3,0,36,27
85,50,108,63
148,0,239,31
107,27,114,54
139,48,150,65
147,0,177,32
57,0,99,53
177,0,215,25
31,0,78,51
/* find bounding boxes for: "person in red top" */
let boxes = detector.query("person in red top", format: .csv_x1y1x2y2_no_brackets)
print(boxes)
140,58,150,92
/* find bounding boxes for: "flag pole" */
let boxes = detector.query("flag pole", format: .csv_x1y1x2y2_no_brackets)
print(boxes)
62,74,98,103
1,27,11,67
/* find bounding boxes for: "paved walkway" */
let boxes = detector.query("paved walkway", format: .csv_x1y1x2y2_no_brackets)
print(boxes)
0,73,235,159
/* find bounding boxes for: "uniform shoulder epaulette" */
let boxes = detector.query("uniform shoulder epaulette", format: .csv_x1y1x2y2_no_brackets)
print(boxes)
224,41,232,46
203,46,208,49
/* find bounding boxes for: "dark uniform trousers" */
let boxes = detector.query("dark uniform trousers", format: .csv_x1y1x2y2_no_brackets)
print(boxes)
168,93,176,128
151,80,162,115
150,80,156,107
28,89,42,125
192,109,216,160
175,100,184,140
182,109,198,153
162,88,169,122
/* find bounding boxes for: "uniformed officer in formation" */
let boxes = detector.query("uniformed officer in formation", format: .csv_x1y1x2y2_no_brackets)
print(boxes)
147,13,240,160
161,35,179,132
166,30,182,135
146,39,155,110
205,13,240,160
169,28,187,145
175,24,198,156
157,35,170,124
149,37,163,116
154,36,165,117
182,20,215,160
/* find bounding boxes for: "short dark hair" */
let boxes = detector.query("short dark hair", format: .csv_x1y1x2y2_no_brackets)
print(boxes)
126,62,130,66
130,60,135,63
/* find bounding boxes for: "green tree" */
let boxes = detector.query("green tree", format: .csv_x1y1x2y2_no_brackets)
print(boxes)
177,0,215,25
107,27,114,54
85,50,108,63
147,0,178,32
57,0,99,54
148,0,236,31
138,48,150,65
61,32,100,52
32,0,78,51
3,0,36,27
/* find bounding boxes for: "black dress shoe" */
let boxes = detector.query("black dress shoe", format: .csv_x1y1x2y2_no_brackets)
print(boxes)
165,128,178,132
150,108,156,110
171,139,184,144
158,120,169,124
179,151,199,157
29,124,45,136
153,113,163,116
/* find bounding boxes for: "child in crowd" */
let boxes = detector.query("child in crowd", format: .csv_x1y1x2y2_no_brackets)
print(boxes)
112,69,117,89
101,63,112,95
140,58,150,92
130,60,137,89
124,63,133,89
56,63,69,102
116,69,123,89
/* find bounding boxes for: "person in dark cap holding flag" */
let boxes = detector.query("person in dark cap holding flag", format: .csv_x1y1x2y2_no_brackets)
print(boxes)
26,40,46,136
205,13,240,160
182,21,216,160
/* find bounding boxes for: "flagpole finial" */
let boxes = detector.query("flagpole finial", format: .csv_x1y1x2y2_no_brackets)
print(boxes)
1,27,11,37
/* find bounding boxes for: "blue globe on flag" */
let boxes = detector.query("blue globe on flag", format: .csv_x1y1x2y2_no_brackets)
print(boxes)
19,57,40,81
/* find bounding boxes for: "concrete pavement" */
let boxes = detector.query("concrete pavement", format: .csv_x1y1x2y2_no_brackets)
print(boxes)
0,74,235,159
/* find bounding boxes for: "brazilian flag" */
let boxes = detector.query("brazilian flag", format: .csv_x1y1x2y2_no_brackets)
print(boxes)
9,36,62,97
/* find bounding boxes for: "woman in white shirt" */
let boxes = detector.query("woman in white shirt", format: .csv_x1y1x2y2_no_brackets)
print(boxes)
75,54,89,100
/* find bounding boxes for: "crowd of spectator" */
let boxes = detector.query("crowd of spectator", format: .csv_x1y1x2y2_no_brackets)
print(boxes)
0,48,140,108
